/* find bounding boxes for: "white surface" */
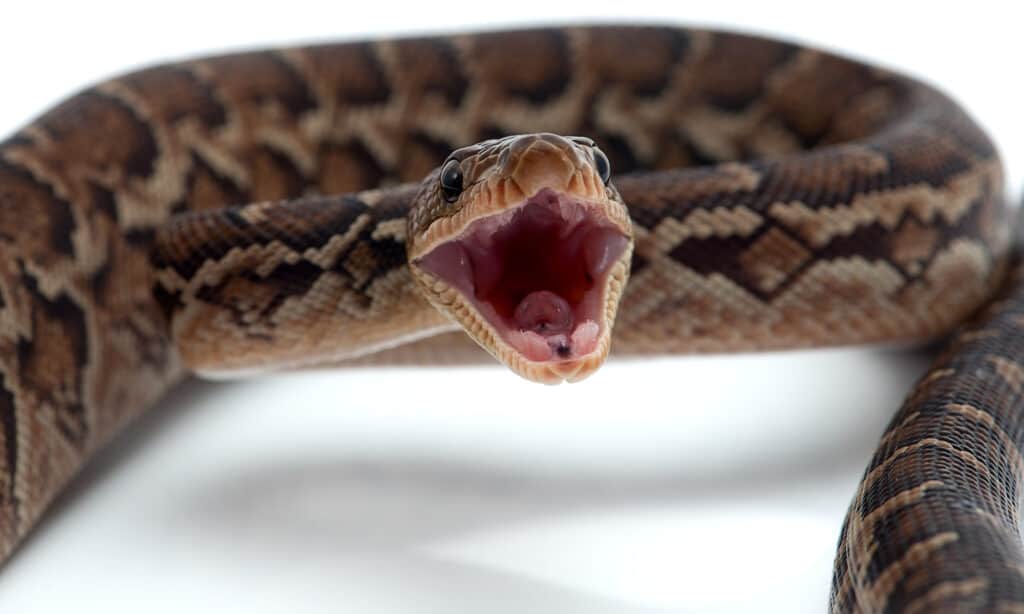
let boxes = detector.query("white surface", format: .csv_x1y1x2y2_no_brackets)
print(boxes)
0,2,1021,613
0,353,933,613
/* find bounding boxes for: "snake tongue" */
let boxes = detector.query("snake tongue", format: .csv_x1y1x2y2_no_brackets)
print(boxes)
514,290,573,334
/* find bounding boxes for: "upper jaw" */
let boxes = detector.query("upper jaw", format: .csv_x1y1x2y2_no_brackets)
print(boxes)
413,187,631,384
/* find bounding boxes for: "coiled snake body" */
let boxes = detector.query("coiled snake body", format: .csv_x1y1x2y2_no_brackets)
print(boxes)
0,26,1017,612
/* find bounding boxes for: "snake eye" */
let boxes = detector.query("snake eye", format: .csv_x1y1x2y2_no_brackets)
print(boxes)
593,148,611,185
439,159,463,203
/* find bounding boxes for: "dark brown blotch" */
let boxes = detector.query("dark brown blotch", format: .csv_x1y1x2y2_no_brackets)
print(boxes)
390,37,469,108
119,65,227,128
585,26,689,98
0,372,18,516
178,152,247,212
248,146,308,202
36,91,159,179
0,163,77,260
471,29,572,105
201,51,318,117
194,259,327,337
300,42,392,107
765,53,887,146
693,33,797,112
876,129,973,189
17,271,89,448
317,140,389,194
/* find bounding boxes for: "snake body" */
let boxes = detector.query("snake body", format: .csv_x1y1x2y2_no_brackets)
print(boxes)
0,25,1014,611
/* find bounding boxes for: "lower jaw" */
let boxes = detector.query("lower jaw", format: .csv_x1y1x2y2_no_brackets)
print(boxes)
462,283,608,364
502,335,610,385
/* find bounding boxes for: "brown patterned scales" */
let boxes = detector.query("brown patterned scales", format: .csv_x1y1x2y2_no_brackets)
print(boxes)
0,26,1014,612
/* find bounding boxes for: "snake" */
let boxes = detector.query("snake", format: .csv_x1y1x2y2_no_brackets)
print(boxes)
0,24,1017,612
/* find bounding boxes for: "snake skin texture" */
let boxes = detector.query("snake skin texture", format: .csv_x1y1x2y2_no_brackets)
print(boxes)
832,242,1024,613
0,25,1013,611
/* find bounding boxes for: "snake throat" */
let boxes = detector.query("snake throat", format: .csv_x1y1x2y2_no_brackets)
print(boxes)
416,187,629,365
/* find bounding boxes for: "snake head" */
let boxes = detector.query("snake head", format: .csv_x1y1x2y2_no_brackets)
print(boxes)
407,133,633,384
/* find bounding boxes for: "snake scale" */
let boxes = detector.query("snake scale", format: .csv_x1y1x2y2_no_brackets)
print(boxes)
0,24,1018,611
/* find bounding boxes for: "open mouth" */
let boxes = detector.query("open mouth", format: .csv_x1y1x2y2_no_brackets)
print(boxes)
416,188,630,363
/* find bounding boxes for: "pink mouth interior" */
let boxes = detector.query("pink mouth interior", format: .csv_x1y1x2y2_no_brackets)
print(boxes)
417,188,629,363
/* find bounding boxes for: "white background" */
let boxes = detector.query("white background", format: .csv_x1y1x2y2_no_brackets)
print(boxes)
0,2,1021,612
